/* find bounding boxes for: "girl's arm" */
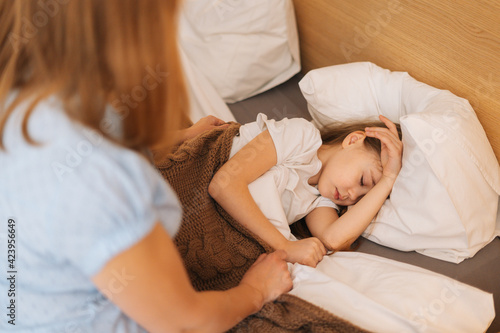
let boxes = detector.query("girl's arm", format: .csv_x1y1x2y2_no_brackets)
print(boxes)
306,116,403,251
92,222,292,333
306,176,395,251
208,130,326,267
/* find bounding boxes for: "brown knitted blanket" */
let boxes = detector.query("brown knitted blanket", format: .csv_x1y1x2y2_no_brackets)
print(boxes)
152,123,369,333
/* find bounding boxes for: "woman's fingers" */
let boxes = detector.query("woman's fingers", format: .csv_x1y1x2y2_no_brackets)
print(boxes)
185,115,230,140
273,249,288,260
204,115,227,127
253,253,267,266
240,250,292,303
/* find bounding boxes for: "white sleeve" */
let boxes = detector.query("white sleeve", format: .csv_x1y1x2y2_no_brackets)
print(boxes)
49,141,182,277
255,114,321,165
315,196,340,213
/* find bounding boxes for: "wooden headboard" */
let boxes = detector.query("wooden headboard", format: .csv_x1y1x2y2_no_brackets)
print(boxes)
292,0,500,163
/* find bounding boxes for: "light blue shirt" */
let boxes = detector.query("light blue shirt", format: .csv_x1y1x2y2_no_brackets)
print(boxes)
0,95,182,332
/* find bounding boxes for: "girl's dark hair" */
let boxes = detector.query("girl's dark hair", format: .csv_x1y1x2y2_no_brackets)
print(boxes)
320,118,402,154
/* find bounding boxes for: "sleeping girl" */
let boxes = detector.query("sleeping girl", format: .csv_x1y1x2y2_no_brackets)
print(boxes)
208,113,403,267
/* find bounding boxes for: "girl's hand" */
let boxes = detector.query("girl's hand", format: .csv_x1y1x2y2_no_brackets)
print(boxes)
182,115,229,141
282,238,327,267
365,115,403,182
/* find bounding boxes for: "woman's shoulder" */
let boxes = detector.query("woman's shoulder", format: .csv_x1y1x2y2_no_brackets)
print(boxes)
1,96,182,276
3,95,176,218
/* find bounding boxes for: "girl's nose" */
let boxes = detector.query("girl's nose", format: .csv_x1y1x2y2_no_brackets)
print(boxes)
348,188,358,201
349,186,369,202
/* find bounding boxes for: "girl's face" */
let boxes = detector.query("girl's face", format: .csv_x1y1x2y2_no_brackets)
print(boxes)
317,132,383,206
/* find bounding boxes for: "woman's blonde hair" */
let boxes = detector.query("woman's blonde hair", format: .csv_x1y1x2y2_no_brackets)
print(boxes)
0,0,188,151
320,119,402,154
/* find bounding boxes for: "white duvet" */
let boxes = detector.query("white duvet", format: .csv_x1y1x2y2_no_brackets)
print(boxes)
288,252,494,333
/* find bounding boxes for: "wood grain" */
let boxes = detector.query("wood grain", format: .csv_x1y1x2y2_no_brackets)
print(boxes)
292,0,500,162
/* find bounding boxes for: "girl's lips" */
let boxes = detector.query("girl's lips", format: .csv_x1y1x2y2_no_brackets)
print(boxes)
334,188,340,200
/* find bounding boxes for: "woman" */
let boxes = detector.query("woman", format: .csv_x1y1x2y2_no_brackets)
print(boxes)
0,1,291,332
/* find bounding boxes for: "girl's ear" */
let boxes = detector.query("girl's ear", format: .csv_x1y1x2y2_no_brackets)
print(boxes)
342,131,366,148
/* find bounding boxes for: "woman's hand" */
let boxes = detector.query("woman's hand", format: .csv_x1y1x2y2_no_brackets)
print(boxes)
150,115,229,150
282,238,327,268
365,115,403,182
92,223,292,333
239,250,293,304
182,115,229,142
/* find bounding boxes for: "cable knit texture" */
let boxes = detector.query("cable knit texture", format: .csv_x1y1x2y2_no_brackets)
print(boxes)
152,123,368,333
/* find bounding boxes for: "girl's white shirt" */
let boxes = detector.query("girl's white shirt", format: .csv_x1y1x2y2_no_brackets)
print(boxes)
229,113,339,239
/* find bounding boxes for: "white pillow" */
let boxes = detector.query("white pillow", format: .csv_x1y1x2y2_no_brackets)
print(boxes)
179,0,300,103
179,47,236,123
299,62,500,263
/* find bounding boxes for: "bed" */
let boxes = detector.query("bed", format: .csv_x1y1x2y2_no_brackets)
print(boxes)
178,0,500,331
226,1,500,331
229,72,500,332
